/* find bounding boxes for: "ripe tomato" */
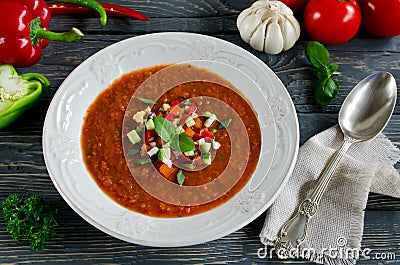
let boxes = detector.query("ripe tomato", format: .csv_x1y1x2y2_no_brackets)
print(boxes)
278,0,309,13
303,0,362,45
359,0,400,37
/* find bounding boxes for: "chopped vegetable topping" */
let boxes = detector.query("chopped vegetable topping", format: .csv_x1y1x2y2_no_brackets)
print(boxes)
204,113,217,127
219,118,232,129
177,169,185,186
135,158,152,165
127,98,231,186
127,129,141,145
138,97,156,104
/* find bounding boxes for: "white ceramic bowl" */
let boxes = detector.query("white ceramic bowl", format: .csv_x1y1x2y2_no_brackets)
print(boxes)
43,32,299,247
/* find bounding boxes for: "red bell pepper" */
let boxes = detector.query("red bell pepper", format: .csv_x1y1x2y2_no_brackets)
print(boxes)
0,0,107,68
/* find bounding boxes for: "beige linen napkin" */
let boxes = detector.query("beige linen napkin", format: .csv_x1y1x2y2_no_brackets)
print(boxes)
260,125,400,265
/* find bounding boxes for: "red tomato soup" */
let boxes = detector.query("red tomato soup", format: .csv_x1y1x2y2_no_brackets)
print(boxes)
81,64,262,218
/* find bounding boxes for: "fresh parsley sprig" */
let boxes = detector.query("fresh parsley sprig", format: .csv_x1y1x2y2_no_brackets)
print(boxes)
305,41,340,107
2,194,58,251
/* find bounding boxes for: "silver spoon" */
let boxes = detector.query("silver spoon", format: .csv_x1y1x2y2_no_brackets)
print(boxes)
274,72,397,257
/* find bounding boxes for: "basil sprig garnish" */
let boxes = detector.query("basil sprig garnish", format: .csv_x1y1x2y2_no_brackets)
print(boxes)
305,41,340,107
154,116,195,153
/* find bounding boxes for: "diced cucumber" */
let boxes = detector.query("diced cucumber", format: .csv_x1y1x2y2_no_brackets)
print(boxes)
147,146,159,157
181,163,195,170
200,142,211,154
203,111,213,117
185,116,195,127
132,110,147,123
197,138,206,145
158,147,172,167
184,150,195,156
203,153,212,165
176,125,185,134
145,118,155,130
212,139,221,150
162,103,171,111
127,129,141,145
204,113,217,127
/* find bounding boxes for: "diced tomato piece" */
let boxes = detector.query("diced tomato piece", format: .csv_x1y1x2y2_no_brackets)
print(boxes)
192,132,203,141
201,129,215,139
187,103,197,114
192,127,201,133
171,99,179,106
165,113,174,121
145,130,152,144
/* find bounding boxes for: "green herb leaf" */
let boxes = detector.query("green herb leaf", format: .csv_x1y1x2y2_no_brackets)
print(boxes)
305,41,330,69
176,133,195,152
326,64,339,76
127,148,140,157
305,41,340,108
154,117,195,153
177,169,185,186
154,116,177,143
314,78,340,107
218,118,232,129
315,67,328,80
2,194,58,251
138,97,156,104
135,158,152,165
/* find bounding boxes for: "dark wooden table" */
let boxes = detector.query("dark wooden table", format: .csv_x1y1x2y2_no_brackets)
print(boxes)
1,0,399,264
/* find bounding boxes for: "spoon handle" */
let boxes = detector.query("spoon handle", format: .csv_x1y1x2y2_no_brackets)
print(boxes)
274,137,354,258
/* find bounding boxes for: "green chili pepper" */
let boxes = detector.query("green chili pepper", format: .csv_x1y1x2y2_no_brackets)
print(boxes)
0,65,50,129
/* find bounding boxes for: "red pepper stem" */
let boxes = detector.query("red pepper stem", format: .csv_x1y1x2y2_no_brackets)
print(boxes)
35,28,83,43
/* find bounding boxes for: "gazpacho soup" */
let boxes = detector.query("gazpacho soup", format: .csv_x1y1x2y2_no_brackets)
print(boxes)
81,64,262,218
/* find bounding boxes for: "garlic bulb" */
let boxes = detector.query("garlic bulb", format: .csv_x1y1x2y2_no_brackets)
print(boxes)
237,0,300,54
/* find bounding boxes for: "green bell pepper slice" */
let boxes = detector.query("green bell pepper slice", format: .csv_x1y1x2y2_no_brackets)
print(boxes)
0,65,50,129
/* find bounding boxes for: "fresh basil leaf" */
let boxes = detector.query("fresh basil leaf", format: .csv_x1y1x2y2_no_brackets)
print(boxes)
326,64,339,77
323,77,339,98
154,116,177,143
177,169,185,186
169,134,195,153
314,78,340,107
138,97,156,104
315,67,328,81
154,117,195,153
134,158,152,165
177,133,195,152
127,148,139,157
305,41,330,69
218,118,232,129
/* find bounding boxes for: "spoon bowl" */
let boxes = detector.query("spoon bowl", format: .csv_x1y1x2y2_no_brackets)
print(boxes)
340,72,397,141
275,72,397,257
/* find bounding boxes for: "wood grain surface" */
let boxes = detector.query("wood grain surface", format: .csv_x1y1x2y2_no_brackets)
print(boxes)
1,0,399,264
